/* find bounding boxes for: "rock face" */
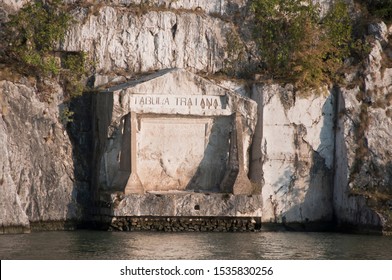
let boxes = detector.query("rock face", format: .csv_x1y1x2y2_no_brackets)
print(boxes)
0,112,30,233
333,22,392,232
63,5,231,74
64,0,248,14
0,0,30,13
1,0,392,234
0,79,85,233
251,84,335,226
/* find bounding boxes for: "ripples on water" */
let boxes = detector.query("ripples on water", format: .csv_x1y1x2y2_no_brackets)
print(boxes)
1,231,392,259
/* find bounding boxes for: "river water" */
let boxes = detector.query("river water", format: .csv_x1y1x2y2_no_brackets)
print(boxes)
1,230,392,259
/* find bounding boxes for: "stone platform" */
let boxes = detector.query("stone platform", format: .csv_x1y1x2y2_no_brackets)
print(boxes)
110,192,262,217
96,192,262,232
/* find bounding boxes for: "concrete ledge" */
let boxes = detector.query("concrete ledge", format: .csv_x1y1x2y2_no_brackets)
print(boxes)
111,192,262,217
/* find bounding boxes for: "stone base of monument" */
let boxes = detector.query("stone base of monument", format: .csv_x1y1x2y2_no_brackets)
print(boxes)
97,192,262,232
112,192,262,217
92,69,262,231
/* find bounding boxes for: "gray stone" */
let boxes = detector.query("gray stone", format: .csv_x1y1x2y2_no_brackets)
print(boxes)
1,0,392,234
251,84,335,224
63,6,230,74
333,24,392,230
0,80,84,232
94,68,257,195
112,193,262,217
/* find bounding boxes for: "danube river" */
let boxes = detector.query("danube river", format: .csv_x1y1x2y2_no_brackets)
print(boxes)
1,231,392,259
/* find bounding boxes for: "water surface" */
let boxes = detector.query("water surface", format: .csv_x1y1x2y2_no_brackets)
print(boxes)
1,231,392,259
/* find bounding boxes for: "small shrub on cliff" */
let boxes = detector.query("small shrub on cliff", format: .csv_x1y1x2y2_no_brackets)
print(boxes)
61,52,92,98
5,0,71,76
250,0,319,79
2,0,92,100
360,0,392,22
224,30,247,76
250,0,355,91
60,106,74,124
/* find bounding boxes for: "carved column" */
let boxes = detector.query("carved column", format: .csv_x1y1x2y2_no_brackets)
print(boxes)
232,112,254,195
124,111,144,194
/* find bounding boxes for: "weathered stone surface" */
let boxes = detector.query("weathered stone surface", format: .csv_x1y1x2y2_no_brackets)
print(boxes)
0,80,85,232
94,68,257,194
0,118,30,233
67,0,248,14
112,192,262,217
63,5,230,74
252,84,335,224
334,22,392,231
1,0,392,234
0,0,30,13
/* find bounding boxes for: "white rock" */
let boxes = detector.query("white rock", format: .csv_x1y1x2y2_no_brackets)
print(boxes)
252,84,335,224
0,80,84,231
63,6,230,74
333,25,392,229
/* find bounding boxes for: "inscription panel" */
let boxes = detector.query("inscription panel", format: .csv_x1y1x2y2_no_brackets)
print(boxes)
129,94,230,116
137,118,210,192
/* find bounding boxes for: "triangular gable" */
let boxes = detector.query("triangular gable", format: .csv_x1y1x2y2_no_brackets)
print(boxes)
103,68,257,119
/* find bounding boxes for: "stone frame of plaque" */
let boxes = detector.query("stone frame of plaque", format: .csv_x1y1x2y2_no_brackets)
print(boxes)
95,69,258,197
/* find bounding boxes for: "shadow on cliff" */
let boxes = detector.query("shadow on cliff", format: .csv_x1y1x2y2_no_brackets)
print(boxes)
185,115,233,193
277,92,335,231
62,92,97,227
98,112,235,194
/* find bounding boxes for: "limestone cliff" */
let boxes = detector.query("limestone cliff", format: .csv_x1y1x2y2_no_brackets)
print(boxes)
0,0,251,233
63,0,255,74
334,22,392,233
251,85,335,228
1,0,392,234
0,77,86,233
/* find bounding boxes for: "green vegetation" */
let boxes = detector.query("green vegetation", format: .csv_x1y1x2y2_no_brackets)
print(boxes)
224,30,247,76
5,0,70,76
250,0,366,91
250,0,319,81
361,0,392,22
60,106,75,124
2,0,92,99
62,52,91,97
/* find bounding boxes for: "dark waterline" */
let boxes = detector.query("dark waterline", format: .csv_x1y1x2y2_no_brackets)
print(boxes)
1,230,392,260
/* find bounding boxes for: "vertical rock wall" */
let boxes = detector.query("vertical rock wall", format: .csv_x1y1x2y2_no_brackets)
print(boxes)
0,79,85,233
63,5,231,74
333,22,392,232
0,112,30,233
252,84,335,226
